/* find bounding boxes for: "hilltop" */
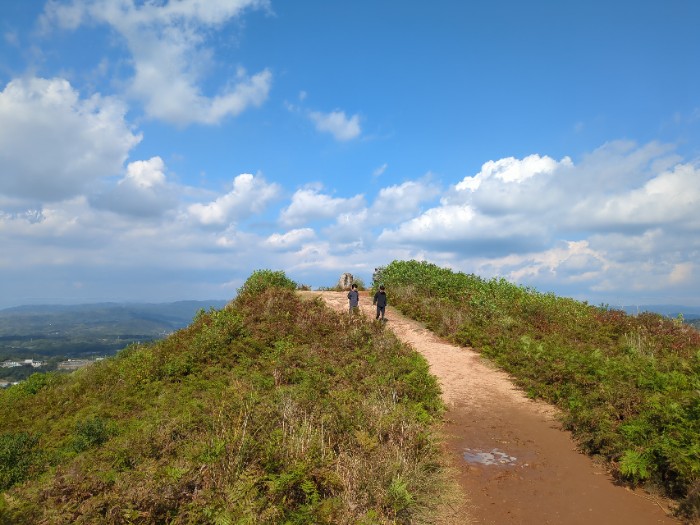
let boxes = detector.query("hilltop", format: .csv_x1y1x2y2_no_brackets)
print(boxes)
0,270,455,524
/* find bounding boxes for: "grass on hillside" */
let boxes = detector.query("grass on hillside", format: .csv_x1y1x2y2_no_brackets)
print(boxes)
0,270,455,524
376,260,700,521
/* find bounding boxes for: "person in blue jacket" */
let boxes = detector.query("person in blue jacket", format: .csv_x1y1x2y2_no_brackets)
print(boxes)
373,285,387,320
347,283,360,313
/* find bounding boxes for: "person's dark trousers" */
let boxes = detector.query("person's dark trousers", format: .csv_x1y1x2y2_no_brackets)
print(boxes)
376,306,385,319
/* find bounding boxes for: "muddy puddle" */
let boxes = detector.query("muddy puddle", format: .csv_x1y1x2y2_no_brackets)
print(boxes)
463,448,518,467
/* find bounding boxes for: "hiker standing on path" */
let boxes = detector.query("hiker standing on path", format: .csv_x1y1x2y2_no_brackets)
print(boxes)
347,283,360,313
373,285,387,320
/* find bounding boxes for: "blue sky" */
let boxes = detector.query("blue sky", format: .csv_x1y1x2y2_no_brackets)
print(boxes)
1,0,700,309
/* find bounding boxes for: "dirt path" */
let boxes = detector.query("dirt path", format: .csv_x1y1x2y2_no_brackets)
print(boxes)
306,291,679,525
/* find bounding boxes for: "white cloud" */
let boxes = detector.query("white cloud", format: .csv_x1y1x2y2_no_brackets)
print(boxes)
372,163,388,178
279,187,365,227
578,163,700,230
447,154,571,216
477,241,611,285
380,204,475,241
188,173,280,226
123,157,166,188
378,202,547,257
0,77,141,201
370,179,440,223
90,156,178,217
320,178,441,244
309,109,361,141
455,154,568,191
42,0,272,126
668,262,693,286
264,228,316,250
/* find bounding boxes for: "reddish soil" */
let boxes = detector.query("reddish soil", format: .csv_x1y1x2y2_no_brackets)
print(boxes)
307,291,680,525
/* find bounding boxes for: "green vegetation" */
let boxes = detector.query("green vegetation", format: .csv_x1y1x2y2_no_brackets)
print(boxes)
0,271,450,524
376,260,700,520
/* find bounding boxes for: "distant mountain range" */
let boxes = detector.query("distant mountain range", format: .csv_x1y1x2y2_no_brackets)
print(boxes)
1,300,230,327
0,300,230,360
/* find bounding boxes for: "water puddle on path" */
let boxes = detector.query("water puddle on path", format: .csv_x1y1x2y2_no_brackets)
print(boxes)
463,448,518,466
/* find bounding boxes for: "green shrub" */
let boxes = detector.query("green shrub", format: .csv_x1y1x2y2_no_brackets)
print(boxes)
72,416,112,452
0,432,40,490
238,269,297,296
387,475,414,516
619,449,652,483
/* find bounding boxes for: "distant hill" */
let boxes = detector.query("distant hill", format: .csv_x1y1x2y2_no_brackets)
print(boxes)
0,300,229,359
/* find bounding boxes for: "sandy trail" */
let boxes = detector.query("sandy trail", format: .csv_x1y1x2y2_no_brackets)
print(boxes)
305,291,679,525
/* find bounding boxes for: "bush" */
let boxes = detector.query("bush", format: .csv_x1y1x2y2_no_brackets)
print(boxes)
0,432,40,490
72,416,112,452
238,269,297,296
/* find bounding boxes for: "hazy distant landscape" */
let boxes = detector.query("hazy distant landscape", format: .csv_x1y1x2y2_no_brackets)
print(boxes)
0,300,228,381
621,305,700,321
621,305,700,331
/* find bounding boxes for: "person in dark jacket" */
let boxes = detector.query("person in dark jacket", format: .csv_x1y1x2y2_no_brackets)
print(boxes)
373,285,387,320
347,283,360,313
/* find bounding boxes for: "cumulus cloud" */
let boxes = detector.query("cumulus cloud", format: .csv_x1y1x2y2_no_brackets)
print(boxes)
264,228,316,250
455,154,568,191
0,77,140,201
188,173,280,226
0,195,164,267
370,179,440,223
309,109,361,141
576,163,700,231
42,0,272,125
322,178,441,244
279,187,365,227
477,241,610,285
90,156,178,217
386,142,696,254
378,204,546,257
446,153,571,216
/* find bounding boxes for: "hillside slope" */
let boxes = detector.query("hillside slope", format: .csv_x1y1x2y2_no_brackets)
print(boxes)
0,275,455,524
376,260,700,520
314,290,679,524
